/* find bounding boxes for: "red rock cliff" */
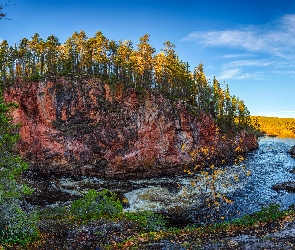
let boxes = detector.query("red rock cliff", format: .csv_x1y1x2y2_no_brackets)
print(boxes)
4,77,258,179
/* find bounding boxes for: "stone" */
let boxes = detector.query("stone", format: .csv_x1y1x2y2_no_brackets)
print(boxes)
272,181,295,193
289,145,295,158
4,77,258,179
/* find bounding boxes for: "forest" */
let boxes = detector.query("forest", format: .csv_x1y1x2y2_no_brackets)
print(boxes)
0,31,252,134
251,116,295,138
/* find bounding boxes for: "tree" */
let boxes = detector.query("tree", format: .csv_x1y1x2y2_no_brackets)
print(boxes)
0,31,253,134
0,1,16,22
44,35,60,74
134,34,155,89
0,11,38,245
29,33,45,78
224,84,234,131
115,39,134,86
90,31,109,78
193,63,211,113
0,2,7,19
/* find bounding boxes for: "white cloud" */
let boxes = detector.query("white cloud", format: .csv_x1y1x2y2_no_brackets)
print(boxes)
217,68,264,81
217,69,241,79
271,70,295,76
225,60,272,68
222,53,253,59
182,14,295,58
281,110,295,113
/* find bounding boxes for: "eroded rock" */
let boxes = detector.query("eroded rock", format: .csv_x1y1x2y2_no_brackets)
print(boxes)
4,77,258,179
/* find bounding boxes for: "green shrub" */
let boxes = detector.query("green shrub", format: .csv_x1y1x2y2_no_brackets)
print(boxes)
123,211,167,232
232,204,286,227
0,89,39,246
0,200,39,245
69,189,123,221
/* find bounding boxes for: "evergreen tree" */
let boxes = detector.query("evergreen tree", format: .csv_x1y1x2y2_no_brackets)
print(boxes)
135,34,155,89
115,39,134,86
0,32,253,134
193,63,211,113
0,2,6,19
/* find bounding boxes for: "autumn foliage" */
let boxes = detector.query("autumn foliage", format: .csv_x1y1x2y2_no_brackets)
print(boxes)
251,116,295,138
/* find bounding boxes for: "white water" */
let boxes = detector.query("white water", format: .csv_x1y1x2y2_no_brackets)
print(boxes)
123,137,295,224
24,136,295,225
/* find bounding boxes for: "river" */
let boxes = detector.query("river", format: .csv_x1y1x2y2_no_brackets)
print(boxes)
22,136,295,227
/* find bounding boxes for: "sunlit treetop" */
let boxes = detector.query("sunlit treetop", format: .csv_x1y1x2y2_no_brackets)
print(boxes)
0,31,254,134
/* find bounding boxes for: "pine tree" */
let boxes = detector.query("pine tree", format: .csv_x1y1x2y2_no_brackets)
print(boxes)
115,39,134,86
135,34,155,89
193,63,211,113
0,32,253,134
45,35,60,74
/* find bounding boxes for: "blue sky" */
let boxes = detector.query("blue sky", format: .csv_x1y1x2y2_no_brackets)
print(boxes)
1,0,295,118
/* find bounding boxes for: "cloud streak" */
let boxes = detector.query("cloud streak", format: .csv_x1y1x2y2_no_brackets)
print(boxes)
182,14,295,58
217,68,264,80
222,53,253,59
224,60,272,68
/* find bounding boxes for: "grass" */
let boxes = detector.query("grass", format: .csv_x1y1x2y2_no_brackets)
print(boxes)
5,190,295,249
115,204,295,248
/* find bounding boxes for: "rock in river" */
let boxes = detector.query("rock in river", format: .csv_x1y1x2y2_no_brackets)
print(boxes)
289,145,295,158
272,181,295,193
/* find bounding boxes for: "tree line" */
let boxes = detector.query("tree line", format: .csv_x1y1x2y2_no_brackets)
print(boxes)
251,116,295,138
0,31,252,133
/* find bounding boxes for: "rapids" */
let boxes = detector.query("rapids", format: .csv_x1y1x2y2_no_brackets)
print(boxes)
22,136,295,226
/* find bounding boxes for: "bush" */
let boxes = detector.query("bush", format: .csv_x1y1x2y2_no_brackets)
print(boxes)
123,211,167,232
69,189,123,221
232,204,285,227
0,200,39,245
0,88,39,245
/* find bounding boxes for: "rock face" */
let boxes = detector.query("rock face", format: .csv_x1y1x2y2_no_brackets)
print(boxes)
4,77,258,179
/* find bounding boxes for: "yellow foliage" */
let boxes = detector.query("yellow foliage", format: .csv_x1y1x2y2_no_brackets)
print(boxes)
251,116,295,138
223,196,234,204
190,181,196,187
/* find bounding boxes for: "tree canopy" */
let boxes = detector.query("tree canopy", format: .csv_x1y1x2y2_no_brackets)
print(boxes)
0,31,253,133
0,1,12,20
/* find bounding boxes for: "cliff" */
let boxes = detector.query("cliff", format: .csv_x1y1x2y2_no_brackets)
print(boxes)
4,77,258,179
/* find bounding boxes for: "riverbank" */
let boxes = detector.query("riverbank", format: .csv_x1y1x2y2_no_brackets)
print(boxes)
5,203,295,249
3,137,295,249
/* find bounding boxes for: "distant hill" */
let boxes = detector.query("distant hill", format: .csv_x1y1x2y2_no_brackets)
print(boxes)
251,116,295,138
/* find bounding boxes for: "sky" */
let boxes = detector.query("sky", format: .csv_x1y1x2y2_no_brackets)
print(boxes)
1,0,295,118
